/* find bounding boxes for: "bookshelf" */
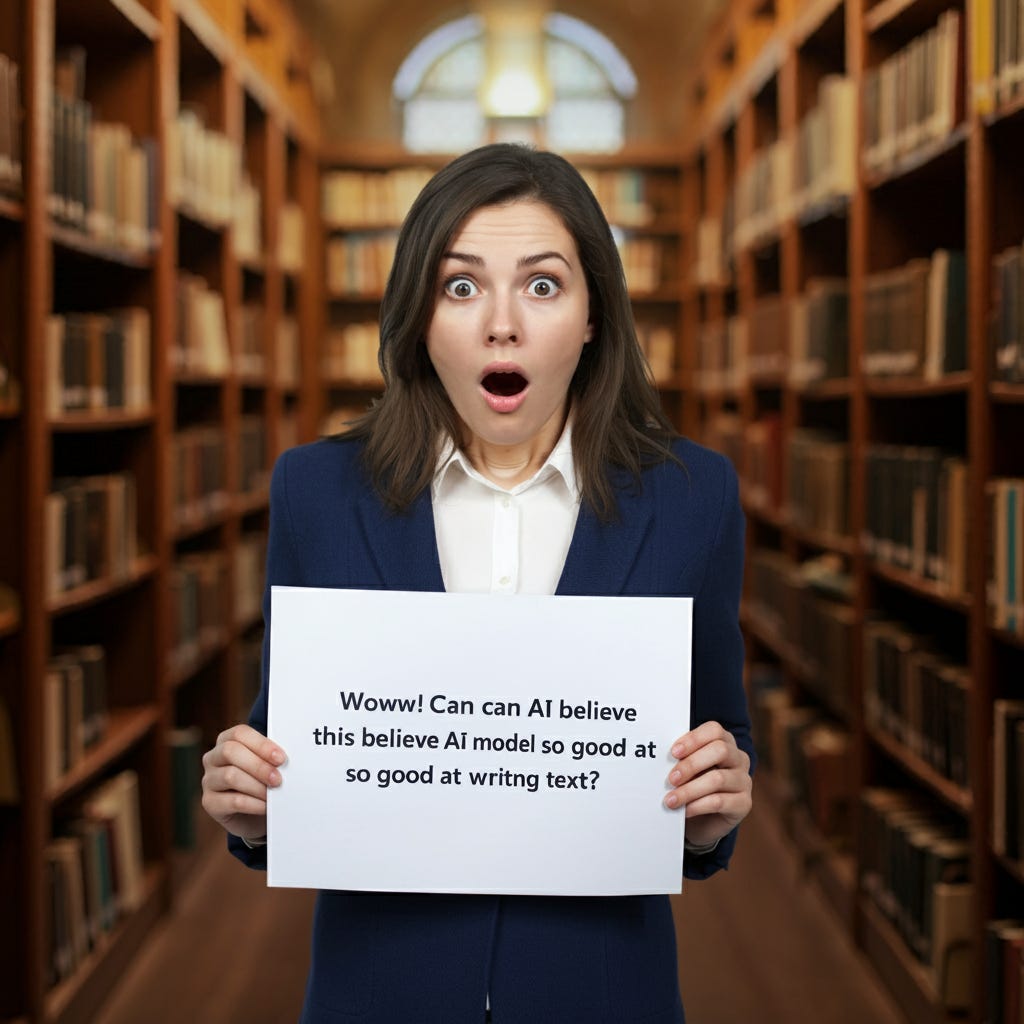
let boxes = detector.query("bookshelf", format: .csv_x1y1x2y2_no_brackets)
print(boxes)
317,145,693,437
0,0,320,1021
684,0,1024,1021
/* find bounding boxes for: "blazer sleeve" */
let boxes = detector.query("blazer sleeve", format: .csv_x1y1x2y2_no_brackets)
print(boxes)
683,453,755,881
228,450,302,870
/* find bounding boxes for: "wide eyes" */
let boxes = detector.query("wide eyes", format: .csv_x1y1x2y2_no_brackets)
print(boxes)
441,274,563,299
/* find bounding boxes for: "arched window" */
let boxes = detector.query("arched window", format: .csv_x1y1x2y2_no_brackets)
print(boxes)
393,13,636,154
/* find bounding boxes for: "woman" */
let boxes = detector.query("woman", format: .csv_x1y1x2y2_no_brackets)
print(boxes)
202,143,754,1023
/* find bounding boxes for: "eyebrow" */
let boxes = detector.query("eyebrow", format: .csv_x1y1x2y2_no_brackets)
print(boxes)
441,250,572,270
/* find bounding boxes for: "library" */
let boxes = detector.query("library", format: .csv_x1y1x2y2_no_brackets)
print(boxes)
0,0,1021,1021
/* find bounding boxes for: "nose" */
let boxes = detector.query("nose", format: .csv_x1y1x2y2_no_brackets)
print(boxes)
487,293,518,344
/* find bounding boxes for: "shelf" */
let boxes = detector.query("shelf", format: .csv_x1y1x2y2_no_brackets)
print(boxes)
792,377,853,399
996,853,1024,887
990,624,1024,651
47,706,160,805
794,194,850,229
788,522,856,557
173,200,229,235
859,897,953,1024
863,0,918,34
864,372,970,398
168,627,230,690
47,555,159,617
990,382,1024,404
49,409,156,432
789,0,844,48
0,399,21,419
56,0,161,45
235,490,270,517
322,376,384,391
172,370,229,387
44,864,165,1024
172,504,231,542
0,195,24,221
0,606,20,639
50,223,155,268
175,0,231,66
866,726,972,817
984,89,1024,129
868,560,972,612
863,123,969,191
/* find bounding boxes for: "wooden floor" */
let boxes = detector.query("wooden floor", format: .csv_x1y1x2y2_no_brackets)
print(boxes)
94,795,907,1024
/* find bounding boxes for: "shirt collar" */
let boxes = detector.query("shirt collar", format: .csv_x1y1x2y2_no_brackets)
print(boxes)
433,417,580,504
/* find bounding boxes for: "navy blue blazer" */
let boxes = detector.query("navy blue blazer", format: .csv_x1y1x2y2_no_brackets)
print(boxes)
229,435,753,1024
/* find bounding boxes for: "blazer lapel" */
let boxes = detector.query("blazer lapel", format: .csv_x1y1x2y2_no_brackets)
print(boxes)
556,481,654,597
355,488,446,592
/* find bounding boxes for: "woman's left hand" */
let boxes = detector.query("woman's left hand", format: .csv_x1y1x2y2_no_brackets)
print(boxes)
664,721,753,849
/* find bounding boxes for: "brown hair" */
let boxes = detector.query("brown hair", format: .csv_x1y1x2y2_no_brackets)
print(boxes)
339,143,677,522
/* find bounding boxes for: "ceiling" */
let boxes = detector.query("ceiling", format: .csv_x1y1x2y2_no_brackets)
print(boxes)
290,0,729,147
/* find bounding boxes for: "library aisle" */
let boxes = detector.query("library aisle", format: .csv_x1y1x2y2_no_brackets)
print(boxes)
92,797,905,1024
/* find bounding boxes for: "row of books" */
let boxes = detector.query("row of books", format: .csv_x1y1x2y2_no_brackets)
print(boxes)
787,430,850,540
170,427,228,532
993,699,1024,862
863,620,969,790
985,918,1024,1024
694,281,849,393
233,172,262,264
973,0,1024,114
45,309,151,416
46,770,146,988
616,236,666,295
0,54,21,197
694,212,731,289
279,201,305,274
749,664,854,842
861,11,963,178
323,322,384,384
635,322,675,384
988,477,1024,635
326,232,398,297
237,304,266,377
44,645,108,790
863,445,969,596
746,550,855,720
729,76,857,252
168,551,230,675
44,473,138,600
578,168,660,228
860,788,973,1009
321,167,434,227
862,250,967,380
743,414,783,511
167,107,241,228
235,532,267,628
238,417,269,497
993,236,1024,384
173,274,230,377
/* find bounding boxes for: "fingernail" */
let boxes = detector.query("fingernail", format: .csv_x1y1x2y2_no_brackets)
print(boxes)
669,770,681,785
671,744,683,758
269,769,281,785
271,750,285,765
664,793,679,808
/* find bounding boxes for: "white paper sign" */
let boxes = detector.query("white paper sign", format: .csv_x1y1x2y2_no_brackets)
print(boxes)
267,587,692,896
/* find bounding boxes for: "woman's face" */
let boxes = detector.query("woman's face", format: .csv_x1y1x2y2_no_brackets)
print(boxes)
426,199,593,460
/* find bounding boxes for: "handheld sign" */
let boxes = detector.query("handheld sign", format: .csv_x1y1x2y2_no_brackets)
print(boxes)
267,587,692,896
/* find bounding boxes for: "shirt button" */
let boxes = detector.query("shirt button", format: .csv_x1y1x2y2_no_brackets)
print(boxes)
502,496,511,509
499,576,510,586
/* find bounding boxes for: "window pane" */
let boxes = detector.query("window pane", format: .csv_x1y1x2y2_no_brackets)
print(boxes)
547,37,610,95
404,98,485,153
547,98,623,152
421,39,485,93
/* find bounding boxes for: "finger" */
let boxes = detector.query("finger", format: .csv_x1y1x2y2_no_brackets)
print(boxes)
669,721,732,760
664,764,752,810
681,790,751,821
212,724,287,767
202,787,268,821
668,738,745,787
204,741,283,793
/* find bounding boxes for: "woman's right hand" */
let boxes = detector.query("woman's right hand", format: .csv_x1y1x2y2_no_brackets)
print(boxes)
201,724,287,842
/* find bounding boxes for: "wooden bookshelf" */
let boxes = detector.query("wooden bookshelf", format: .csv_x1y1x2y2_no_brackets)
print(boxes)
685,2,1024,1021
0,1,321,1021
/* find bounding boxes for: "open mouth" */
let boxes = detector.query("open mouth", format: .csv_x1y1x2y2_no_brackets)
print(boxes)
482,371,528,397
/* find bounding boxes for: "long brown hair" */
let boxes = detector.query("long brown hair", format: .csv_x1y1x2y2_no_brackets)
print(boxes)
340,143,678,522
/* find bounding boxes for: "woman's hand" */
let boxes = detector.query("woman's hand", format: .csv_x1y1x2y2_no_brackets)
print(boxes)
663,721,753,850
201,724,287,842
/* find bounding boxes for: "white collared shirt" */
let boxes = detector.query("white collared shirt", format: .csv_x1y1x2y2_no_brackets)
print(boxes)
431,421,581,596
